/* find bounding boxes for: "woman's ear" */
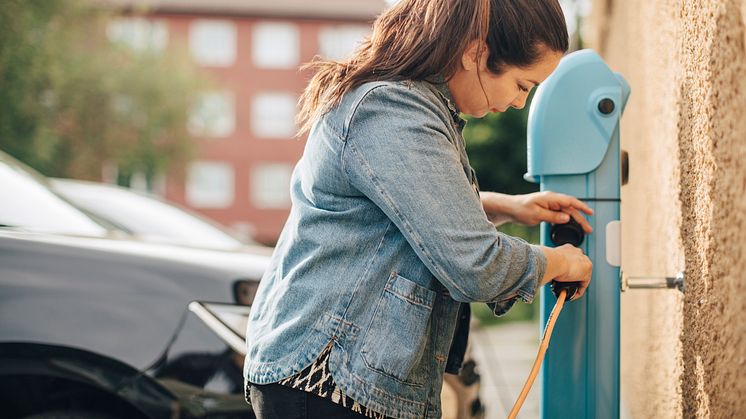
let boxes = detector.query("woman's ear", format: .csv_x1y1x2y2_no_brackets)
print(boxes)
461,40,487,71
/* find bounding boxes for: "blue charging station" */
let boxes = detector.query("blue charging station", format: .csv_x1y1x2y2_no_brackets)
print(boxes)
525,49,630,418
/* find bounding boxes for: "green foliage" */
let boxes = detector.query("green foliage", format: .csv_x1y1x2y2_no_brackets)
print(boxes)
0,0,206,183
497,222,539,244
471,298,540,327
462,99,538,196
0,0,65,170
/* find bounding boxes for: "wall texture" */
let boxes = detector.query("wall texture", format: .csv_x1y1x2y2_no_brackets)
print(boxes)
589,0,746,417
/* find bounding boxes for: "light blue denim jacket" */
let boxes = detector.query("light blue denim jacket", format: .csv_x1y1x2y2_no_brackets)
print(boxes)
244,78,547,419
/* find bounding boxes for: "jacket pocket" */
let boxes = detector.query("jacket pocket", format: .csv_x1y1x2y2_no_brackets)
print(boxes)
360,272,436,387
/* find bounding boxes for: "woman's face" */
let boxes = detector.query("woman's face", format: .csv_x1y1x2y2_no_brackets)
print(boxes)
447,43,563,118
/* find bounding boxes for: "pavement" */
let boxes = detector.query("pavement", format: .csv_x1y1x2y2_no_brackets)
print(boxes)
470,321,541,419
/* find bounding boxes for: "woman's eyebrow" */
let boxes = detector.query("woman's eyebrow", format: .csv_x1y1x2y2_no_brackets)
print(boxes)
528,79,540,86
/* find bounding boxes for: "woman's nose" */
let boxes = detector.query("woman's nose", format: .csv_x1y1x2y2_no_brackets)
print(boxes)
510,94,528,110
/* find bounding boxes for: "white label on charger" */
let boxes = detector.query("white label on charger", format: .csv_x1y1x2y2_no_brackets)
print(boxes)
606,220,621,267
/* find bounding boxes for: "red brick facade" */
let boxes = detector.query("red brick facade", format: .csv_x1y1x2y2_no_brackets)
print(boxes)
110,2,386,245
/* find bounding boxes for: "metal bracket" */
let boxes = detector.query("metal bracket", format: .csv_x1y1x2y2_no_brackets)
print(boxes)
621,271,685,293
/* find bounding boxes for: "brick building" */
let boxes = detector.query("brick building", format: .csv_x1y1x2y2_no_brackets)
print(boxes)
102,0,387,244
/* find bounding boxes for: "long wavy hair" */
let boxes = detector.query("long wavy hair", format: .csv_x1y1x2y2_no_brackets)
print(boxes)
297,0,569,134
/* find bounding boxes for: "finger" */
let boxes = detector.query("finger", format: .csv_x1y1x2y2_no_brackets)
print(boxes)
564,286,581,301
554,193,594,215
538,208,570,224
537,191,563,211
572,199,594,215
564,207,593,233
574,283,590,300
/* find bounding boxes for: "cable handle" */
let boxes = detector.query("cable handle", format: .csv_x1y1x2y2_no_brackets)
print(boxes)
551,280,582,301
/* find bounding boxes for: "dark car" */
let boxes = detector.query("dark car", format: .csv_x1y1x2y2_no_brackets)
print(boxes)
0,151,268,418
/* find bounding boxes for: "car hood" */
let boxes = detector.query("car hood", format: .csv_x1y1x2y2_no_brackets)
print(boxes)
0,229,271,278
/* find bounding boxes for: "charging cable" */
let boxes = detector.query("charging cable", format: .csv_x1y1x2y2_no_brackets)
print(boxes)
507,281,579,419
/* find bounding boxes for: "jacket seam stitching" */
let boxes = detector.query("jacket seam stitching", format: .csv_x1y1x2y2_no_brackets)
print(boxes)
339,83,390,184
357,273,428,388
347,369,427,408
341,83,391,141
345,140,472,300
384,285,435,309
337,220,392,330
359,353,426,388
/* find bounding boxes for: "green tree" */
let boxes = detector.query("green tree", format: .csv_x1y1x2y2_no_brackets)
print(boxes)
463,105,538,196
0,0,206,186
0,1,65,170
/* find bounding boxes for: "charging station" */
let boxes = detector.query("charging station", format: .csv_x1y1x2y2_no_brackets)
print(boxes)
525,49,631,418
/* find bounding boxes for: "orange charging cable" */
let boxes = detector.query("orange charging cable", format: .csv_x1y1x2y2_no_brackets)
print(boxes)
507,289,568,419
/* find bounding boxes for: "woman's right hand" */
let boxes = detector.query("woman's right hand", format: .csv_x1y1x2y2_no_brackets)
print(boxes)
540,244,593,299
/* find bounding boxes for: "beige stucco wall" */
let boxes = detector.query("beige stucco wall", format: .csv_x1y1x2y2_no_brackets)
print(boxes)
589,0,746,417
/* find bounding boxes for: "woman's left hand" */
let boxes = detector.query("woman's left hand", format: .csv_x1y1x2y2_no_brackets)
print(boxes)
481,191,594,233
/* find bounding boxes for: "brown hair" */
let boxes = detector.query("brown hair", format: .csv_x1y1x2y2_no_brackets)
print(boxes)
297,0,568,134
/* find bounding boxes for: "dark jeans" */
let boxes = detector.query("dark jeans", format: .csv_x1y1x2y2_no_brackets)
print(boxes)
248,382,369,419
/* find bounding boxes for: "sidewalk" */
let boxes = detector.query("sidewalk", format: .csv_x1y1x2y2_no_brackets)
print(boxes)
470,321,541,419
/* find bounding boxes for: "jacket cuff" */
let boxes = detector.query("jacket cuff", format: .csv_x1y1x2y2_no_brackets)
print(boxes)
488,244,547,316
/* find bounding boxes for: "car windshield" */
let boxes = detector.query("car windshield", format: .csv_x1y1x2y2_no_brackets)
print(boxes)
51,179,245,250
0,158,108,237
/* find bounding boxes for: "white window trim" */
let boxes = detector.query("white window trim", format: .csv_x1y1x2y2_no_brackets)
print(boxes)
250,163,293,209
188,91,236,138
251,22,300,69
186,161,235,209
189,19,237,67
107,17,169,53
318,24,371,61
251,92,298,139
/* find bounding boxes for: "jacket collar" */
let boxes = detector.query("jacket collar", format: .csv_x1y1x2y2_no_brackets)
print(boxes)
423,74,467,130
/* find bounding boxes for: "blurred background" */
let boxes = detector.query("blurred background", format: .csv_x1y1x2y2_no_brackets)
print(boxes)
0,1,588,418
0,0,588,323
0,0,586,243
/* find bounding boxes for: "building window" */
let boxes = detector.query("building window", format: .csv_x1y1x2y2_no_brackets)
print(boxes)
188,91,235,137
189,20,236,67
251,22,299,69
318,25,370,60
251,163,293,209
251,93,297,138
186,161,234,208
107,17,168,53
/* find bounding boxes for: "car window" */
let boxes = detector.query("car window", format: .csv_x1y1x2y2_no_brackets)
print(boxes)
0,163,108,236
52,180,245,250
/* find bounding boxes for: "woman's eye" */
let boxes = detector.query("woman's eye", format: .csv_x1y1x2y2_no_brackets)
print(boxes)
518,84,529,93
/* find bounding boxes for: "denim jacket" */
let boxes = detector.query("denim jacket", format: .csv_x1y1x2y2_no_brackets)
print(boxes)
244,78,547,419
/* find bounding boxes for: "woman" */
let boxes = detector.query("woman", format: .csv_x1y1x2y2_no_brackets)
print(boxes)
244,0,593,418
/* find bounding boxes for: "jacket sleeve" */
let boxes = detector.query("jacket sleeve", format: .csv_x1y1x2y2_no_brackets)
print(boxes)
340,83,547,304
